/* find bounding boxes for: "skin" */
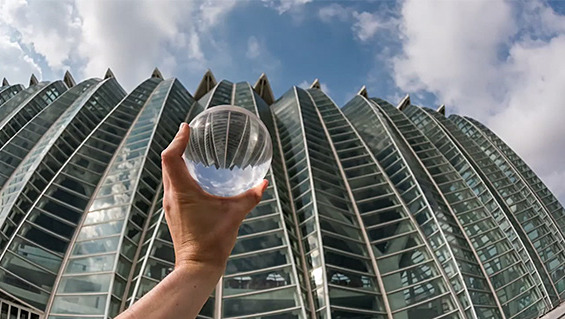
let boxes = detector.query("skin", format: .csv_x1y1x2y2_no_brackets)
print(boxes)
117,122,268,319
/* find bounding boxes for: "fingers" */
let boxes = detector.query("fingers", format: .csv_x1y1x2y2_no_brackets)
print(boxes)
161,123,194,190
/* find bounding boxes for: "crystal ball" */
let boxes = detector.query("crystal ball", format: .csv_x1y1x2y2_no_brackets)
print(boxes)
183,105,273,197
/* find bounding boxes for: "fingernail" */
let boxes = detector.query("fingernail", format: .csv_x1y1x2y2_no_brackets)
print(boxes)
179,122,186,130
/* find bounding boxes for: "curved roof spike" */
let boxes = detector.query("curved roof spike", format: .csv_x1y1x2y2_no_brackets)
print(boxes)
194,69,217,100
397,94,410,111
2,78,8,86
63,70,76,88
310,78,320,89
357,85,368,98
29,74,38,86
437,104,446,115
104,68,115,79
253,73,275,105
151,67,163,79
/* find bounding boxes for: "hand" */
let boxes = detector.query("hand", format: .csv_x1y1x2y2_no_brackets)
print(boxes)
161,122,268,271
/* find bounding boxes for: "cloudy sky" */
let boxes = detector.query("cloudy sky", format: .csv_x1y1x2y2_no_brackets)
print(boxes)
1,0,564,203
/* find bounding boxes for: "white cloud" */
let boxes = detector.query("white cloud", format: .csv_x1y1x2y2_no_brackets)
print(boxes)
263,0,312,15
392,0,565,202
244,36,281,76
352,11,390,42
0,0,81,71
246,36,261,59
0,33,42,84
318,3,350,23
0,0,241,91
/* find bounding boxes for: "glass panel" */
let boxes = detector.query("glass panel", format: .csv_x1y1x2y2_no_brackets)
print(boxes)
223,266,293,296
76,220,124,241
329,286,384,311
66,254,115,274
51,295,107,315
226,250,288,275
72,236,120,255
58,273,112,293
223,287,297,317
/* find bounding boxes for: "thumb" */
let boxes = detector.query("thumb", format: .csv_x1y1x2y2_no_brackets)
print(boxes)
233,179,268,218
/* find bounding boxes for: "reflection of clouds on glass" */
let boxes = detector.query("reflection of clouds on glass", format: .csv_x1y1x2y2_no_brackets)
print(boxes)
185,161,270,197
84,206,128,225
77,220,124,241
184,105,272,197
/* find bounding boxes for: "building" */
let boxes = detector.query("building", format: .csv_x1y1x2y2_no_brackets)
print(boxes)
0,69,564,319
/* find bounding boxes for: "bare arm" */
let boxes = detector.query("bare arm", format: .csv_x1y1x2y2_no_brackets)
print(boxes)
117,123,267,319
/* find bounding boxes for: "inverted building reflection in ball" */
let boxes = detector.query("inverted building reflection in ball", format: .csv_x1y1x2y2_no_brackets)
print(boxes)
183,105,273,197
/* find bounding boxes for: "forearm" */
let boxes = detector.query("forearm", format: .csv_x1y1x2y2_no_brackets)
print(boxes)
117,262,224,319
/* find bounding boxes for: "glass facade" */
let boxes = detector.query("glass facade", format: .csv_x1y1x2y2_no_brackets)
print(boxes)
0,71,563,319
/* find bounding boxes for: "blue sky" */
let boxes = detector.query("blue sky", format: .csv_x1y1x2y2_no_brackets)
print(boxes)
1,0,565,202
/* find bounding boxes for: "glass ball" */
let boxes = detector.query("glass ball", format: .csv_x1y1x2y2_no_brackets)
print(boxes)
183,105,273,197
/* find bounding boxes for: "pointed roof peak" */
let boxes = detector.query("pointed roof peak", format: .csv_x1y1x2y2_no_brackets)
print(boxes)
310,78,320,89
63,70,76,88
151,67,163,79
437,104,446,115
194,69,217,100
29,74,38,86
253,73,275,105
104,68,115,79
357,85,368,98
2,78,8,86
397,94,410,111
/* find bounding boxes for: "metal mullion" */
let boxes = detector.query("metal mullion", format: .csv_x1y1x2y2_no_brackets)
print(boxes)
42,194,84,214
25,220,71,243
481,247,518,266
356,192,394,204
496,273,529,295
316,201,354,217
386,274,443,295
317,213,359,229
242,212,280,224
74,233,121,244
382,156,402,171
330,305,387,315
375,243,426,260
319,229,364,245
370,229,418,245
0,266,51,294
33,206,77,227
146,255,174,268
224,306,302,319
391,291,452,314
314,188,347,203
236,227,283,240
13,235,64,261
464,214,496,229
323,245,370,261
488,260,522,278
327,283,382,296
352,180,389,193
431,308,461,319
222,283,296,300
469,225,505,242
361,204,403,217
229,245,286,259
223,263,292,279
51,182,91,201
380,258,436,277
60,166,100,189
5,250,58,276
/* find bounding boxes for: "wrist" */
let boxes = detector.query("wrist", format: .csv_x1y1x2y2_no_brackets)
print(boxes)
175,256,227,275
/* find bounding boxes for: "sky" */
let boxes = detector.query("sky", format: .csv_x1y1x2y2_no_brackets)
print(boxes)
0,0,564,203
